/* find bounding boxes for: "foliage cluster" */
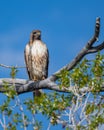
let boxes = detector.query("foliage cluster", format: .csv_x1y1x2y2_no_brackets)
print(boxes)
0,53,104,130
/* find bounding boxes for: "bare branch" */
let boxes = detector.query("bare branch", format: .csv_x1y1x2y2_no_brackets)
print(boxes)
0,64,26,69
0,78,71,94
86,17,100,49
0,78,104,95
87,41,104,53
49,17,104,81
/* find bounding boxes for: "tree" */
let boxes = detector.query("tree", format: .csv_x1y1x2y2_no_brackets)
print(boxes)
0,17,104,130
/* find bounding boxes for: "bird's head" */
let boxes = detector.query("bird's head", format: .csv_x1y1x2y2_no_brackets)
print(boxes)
30,30,41,42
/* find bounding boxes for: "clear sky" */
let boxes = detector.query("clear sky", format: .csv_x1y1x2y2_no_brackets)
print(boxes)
0,0,104,129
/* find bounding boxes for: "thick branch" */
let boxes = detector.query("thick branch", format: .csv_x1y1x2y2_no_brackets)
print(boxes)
0,78,104,95
0,78,69,94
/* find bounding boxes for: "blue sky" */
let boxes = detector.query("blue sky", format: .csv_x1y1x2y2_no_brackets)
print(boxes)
0,0,104,77
0,0,104,129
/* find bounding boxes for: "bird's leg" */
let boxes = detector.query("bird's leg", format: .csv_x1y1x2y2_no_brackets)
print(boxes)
33,76,42,97
33,77,38,81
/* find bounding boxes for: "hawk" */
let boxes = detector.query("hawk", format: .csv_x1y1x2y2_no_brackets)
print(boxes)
24,30,49,97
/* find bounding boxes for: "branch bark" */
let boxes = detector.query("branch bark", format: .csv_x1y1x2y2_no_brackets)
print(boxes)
0,17,104,95
0,78,104,94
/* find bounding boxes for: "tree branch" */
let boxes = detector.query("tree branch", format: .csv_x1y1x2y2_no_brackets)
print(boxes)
87,41,104,53
0,78,71,94
0,64,25,69
0,78,104,94
49,17,104,81
86,17,100,49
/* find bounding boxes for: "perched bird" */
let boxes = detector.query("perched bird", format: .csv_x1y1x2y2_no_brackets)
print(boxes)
24,30,49,97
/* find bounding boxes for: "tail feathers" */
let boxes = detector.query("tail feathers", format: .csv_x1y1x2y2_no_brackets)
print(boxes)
33,90,41,98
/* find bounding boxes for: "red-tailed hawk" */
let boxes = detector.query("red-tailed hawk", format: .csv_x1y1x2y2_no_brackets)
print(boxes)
24,30,49,97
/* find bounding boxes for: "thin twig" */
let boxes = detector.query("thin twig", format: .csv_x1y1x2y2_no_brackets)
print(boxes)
0,64,26,69
0,119,4,128
2,111,7,129
47,122,51,130
80,92,90,119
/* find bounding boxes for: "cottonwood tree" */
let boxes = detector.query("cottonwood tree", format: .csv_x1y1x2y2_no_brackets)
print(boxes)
0,17,104,130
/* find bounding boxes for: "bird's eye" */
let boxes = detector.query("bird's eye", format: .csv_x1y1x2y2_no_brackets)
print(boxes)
33,32,36,34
